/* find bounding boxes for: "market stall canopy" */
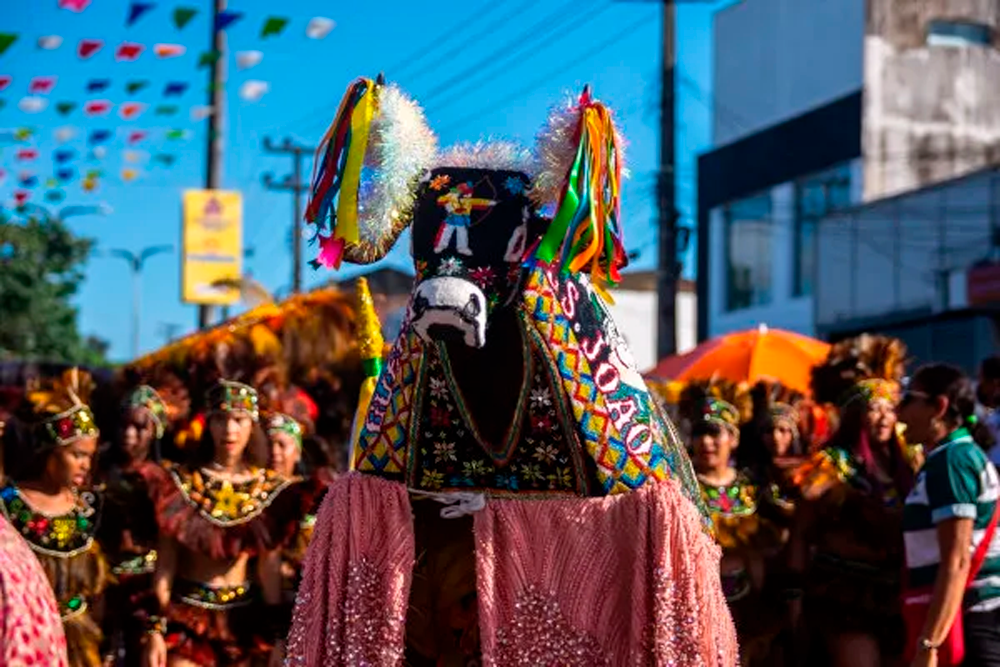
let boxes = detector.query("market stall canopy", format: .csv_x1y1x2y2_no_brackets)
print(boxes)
645,324,830,395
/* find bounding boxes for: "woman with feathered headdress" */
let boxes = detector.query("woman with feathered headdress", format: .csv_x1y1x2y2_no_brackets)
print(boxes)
678,380,788,666
0,368,109,667
787,334,921,666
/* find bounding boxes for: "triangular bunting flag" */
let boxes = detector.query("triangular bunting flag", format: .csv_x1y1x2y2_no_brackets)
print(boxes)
0,34,18,57
261,17,289,38
165,129,189,141
45,189,66,204
18,97,47,113
126,80,149,94
29,77,57,94
56,167,75,181
16,148,38,161
239,80,269,102
190,105,213,121
236,50,262,70
18,173,38,188
119,102,146,120
84,100,112,116
153,154,176,166
126,2,155,27
56,101,76,116
123,150,148,164
87,79,110,93
78,39,103,59
82,179,97,193
86,168,103,180
59,0,91,12
116,42,144,61
153,105,177,116
154,43,185,58
37,36,63,50
14,191,29,206
89,129,111,145
215,10,243,32
0,169,7,186
121,168,139,182
197,51,220,68
14,128,32,141
127,130,147,144
89,147,106,160
0,76,11,92
54,127,76,143
306,17,335,40
54,149,75,163
163,82,188,97
173,7,197,30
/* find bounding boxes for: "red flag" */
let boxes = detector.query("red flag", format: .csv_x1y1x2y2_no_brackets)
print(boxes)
84,100,112,116
16,148,38,161
154,44,185,58
115,42,144,61
13,191,29,206
128,130,147,145
119,102,145,120
28,76,57,94
77,39,103,59
0,76,10,92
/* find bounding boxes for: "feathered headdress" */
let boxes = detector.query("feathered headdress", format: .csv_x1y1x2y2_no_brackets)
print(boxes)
810,334,908,406
25,368,100,449
677,379,752,437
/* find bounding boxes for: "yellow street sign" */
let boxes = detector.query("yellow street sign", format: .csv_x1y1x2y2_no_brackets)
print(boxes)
181,189,243,305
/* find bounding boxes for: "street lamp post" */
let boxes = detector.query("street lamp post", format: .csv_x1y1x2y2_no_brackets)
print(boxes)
14,202,114,223
106,245,173,359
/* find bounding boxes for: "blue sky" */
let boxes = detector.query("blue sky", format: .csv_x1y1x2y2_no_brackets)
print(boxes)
2,0,728,361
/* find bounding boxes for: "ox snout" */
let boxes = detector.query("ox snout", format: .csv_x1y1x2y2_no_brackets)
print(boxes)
409,277,487,349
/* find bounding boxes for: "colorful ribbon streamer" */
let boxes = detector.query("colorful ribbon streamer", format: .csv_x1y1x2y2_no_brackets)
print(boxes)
305,77,379,270
532,89,625,294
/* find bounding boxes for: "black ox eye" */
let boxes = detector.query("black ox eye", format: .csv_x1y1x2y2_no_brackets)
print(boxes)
462,294,481,320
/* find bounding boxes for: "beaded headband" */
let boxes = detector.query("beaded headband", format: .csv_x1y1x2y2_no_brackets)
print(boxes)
841,378,899,409
39,404,99,448
205,381,259,422
769,402,800,441
125,385,167,440
701,397,740,434
266,413,303,450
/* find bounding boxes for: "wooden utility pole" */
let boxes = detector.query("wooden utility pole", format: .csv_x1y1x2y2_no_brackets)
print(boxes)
261,139,313,294
198,0,227,330
656,0,679,358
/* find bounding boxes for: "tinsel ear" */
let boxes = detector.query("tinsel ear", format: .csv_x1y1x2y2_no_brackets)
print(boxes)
305,75,437,269
26,368,95,416
530,86,627,291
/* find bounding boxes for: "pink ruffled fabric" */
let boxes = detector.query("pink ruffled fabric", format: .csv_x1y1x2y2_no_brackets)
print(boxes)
476,479,738,666
285,474,738,666
285,474,414,667
0,515,68,667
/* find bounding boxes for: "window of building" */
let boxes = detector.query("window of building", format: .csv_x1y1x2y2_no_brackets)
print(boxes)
724,192,773,311
793,163,852,297
927,20,993,48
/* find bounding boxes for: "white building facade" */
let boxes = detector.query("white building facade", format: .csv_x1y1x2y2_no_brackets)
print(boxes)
698,0,1000,342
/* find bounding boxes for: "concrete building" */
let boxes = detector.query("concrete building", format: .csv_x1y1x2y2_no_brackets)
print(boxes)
815,166,1000,372
697,0,1000,341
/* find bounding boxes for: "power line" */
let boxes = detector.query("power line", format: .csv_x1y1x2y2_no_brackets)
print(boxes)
436,13,652,137
422,0,609,110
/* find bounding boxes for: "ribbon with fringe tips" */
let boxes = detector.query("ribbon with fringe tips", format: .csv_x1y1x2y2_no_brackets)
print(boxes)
531,89,626,296
305,77,379,270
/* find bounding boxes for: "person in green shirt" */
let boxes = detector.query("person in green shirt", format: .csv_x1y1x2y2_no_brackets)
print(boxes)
898,363,1000,667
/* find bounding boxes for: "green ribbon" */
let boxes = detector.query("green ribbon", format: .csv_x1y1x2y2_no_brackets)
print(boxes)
535,139,585,264
362,358,383,379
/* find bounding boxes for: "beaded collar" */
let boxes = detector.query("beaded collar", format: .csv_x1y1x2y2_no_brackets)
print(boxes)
697,470,758,519
165,462,295,527
0,483,98,558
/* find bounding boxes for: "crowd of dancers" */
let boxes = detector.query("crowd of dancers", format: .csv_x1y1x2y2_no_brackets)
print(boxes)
5,331,1000,666
0,371,334,667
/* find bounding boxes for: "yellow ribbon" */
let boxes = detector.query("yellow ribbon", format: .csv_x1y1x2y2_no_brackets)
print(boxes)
335,79,377,246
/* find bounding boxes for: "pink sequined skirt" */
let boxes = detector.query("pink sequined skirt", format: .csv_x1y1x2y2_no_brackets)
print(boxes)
285,473,738,666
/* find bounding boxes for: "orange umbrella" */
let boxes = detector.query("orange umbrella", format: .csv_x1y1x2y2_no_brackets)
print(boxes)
645,325,830,395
